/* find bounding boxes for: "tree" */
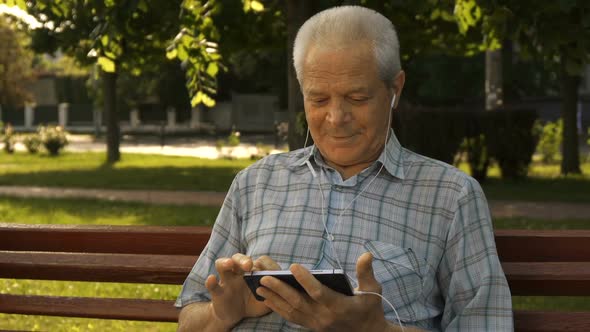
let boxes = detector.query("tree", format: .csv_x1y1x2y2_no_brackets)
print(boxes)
2,0,221,163
460,0,590,175
0,15,33,110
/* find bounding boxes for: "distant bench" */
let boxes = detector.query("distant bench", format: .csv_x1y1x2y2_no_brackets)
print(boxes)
1,223,589,331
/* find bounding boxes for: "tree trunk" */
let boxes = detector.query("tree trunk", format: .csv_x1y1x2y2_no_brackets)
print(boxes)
286,0,313,151
102,70,120,163
560,57,581,175
485,49,503,110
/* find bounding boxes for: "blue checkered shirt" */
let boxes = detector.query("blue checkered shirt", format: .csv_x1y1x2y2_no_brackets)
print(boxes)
176,131,513,331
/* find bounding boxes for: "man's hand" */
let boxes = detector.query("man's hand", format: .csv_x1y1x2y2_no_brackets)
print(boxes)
205,253,280,329
256,252,393,331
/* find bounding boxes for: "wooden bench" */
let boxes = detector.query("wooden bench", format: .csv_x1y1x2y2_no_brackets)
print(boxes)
1,223,589,331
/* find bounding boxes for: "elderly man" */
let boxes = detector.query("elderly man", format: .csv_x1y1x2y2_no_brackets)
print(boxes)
176,6,512,332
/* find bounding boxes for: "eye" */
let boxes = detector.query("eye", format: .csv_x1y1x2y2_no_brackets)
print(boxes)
348,95,369,103
310,97,329,106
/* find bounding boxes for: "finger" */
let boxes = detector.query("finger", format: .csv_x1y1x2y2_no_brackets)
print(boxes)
215,257,237,281
257,284,307,326
259,275,308,309
253,255,281,271
356,252,382,293
231,253,254,272
205,274,222,297
290,264,338,305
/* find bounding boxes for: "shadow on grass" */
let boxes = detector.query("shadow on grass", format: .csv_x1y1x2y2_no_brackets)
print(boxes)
0,166,242,192
0,196,220,226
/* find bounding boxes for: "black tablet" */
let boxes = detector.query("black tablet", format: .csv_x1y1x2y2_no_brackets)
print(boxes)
243,269,354,301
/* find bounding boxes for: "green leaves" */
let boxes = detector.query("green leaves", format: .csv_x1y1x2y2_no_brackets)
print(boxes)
243,0,264,13
173,0,223,107
97,56,115,73
454,0,482,34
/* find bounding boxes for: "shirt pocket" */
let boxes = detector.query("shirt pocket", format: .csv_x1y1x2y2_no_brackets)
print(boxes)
363,240,428,322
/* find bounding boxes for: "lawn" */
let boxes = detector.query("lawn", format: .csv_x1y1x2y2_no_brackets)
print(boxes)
1,152,590,202
0,196,220,226
0,152,253,192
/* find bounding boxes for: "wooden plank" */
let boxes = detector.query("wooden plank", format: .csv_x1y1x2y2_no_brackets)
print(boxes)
0,251,196,284
514,310,590,332
3,294,590,329
503,262,590,296
495,230,590,262
0,294,179,322
0,223,211,255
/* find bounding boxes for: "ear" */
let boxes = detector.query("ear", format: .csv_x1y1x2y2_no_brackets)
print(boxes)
392,70,405,109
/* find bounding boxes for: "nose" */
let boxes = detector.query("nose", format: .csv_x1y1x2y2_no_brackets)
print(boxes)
326,99,351,126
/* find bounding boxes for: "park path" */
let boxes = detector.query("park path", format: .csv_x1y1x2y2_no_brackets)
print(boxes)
1,185,589,220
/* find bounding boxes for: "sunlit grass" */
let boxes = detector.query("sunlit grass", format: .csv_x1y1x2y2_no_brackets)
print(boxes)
0,196,220,226
0,151,254,192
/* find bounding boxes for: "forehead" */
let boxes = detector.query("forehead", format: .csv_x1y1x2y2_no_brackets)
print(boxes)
301,43,380,93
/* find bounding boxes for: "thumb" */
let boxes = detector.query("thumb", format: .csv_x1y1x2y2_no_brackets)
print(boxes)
356,252,382,293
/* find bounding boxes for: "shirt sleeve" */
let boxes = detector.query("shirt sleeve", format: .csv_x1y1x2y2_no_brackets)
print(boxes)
175,175,244,308
438,177,513,331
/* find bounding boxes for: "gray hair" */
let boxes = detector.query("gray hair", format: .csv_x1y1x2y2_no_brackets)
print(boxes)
293,6,401,86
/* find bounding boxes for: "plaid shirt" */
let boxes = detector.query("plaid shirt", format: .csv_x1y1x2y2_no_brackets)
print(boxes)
176,131,513,331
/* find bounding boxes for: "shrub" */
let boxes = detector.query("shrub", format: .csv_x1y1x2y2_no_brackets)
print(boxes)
1,122,16,154
23,134,42,154
461,134,490,182
38,125,69,156
483,109,540,180
227,130,240,147
535,119,563,163
392,109,468,165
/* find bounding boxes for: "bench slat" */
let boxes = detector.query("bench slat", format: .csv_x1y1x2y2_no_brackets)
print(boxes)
2,293,590,330
513,310,590,332
0,251,197,284
0,294,178,322
0,223,211,255
2,251,589,296
495,230,590,262
502,262,590,296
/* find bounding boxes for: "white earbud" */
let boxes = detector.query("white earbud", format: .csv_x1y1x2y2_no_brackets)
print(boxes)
306,160,317,178
390,93,397,110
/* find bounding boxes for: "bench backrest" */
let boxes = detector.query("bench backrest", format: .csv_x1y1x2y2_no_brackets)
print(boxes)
1,223,589,331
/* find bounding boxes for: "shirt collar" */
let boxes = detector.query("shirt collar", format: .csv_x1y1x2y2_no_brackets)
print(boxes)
289,129,406,180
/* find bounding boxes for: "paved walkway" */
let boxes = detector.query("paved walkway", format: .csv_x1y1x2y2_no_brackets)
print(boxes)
1,185,589,220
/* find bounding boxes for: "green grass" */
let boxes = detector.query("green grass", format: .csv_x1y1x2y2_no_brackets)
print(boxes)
512,296,590,311
493,217,590,230
0,196,220,226
0,151,254,192
2,151,590,202
458,161,590,203
0,280,180,332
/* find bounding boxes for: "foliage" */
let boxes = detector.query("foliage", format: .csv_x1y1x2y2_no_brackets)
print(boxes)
226,130,240,147
1,122,15,153
484,109,540,180
460,134,489,182
0,15,33,108
23,133,42,154
38,125,68,156
168,0,222,107
459,0,590,175
536,119,563,164
33,53,91,77
393,109,467,165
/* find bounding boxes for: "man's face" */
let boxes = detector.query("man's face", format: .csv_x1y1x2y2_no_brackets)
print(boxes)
301,42,402,172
